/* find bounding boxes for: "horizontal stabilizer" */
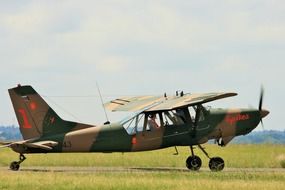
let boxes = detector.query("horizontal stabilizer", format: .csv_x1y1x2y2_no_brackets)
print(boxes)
24,141,58,150
1,140,58,151
0,142,13,148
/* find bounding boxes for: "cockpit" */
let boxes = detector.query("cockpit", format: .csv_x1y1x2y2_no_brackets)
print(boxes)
121,105,210,135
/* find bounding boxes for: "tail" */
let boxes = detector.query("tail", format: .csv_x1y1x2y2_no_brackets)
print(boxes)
8,85,78,140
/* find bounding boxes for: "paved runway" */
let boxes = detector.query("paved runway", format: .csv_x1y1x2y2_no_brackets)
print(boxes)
0,166,284,173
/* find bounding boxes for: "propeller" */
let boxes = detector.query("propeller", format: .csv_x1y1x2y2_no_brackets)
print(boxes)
258,86,264,111
258,86,269,129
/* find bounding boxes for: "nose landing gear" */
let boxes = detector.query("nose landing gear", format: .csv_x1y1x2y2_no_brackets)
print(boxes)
185,145,224,172
10,154,26,171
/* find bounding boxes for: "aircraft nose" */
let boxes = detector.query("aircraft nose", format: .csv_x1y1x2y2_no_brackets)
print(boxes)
260,109,270,118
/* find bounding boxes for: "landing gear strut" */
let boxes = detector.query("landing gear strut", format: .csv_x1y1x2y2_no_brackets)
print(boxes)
10,154,26,171
185,145,224,172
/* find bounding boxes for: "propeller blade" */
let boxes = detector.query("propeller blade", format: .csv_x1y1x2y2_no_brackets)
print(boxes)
258,86,269,130
259,86,264,111
260,119,264,130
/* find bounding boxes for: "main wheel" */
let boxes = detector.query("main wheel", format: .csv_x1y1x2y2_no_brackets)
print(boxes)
209,157,224,172
10,161,20,171
186,156,202,171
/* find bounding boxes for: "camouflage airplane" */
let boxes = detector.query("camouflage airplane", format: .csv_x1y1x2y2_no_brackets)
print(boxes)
1,84,269,171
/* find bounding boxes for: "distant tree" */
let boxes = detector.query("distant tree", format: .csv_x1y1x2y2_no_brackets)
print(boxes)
0,125,22,140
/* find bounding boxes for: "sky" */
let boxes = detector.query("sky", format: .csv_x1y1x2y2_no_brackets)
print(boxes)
0,1,284,130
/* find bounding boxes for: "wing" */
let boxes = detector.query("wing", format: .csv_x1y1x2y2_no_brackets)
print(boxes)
104,96,164,112
105,92,237,112
0,140,58,151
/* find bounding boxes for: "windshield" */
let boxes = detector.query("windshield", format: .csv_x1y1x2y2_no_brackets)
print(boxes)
121,109,190,135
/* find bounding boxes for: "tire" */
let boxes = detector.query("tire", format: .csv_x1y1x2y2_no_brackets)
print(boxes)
186,156,202,171
209,157,224,172
10,161,20,171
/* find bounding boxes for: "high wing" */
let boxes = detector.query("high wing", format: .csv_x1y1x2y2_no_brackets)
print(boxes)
0,140,58,151
104,92,237,112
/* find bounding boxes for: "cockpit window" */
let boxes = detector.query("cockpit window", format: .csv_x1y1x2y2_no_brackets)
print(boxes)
188,105,208,122
147,113,161,131
122,108,191,135
188,106,196,122
122,113,144,135
199,109,205,122
163,112,174,125
163,111,185,126
199,106,210,122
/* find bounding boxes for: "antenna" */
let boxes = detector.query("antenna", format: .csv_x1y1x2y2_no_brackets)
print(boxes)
96,82,110,125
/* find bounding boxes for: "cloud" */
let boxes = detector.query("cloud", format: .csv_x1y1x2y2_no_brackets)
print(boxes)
0,3,57,36
2,0,284,71
0,1,283,129
96,56,129,73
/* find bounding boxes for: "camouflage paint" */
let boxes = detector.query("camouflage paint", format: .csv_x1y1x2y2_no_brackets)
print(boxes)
8,85,269,155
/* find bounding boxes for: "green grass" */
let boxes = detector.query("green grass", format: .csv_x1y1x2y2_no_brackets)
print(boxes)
0,144,285,190
280,160,285,168
0,144,284,168
0,170,284,190
276,153,285,168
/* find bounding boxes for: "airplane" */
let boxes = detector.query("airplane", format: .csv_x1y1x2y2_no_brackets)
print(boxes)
0,84,269,171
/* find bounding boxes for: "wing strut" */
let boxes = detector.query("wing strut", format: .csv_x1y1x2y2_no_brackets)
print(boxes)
191,105,202,137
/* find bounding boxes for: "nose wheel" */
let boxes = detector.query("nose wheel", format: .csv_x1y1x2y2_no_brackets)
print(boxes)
185,145,225,172
10,154,26,171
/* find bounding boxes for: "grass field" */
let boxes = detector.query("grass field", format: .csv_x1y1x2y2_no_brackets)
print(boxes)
0,170,284,190
0,144,284,168
0,144,284,190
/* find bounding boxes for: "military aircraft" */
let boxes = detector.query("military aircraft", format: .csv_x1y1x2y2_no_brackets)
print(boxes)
1,84,269,171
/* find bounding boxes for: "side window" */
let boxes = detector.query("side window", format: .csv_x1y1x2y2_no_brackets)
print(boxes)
189,106,205,122
123,113,145,134
147,113,161,131
173,109,186,124
162,111,174,126
199,109,205,122
123,117,136,134
188,107,196,122
162,111,185,126
199,106,209,122
135,114,145,132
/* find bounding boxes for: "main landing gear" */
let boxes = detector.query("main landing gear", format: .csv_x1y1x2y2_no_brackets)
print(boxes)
10,154,26,171
186,145,224,172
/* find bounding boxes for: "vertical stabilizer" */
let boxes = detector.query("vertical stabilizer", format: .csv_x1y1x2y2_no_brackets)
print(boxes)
8,85,71,140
